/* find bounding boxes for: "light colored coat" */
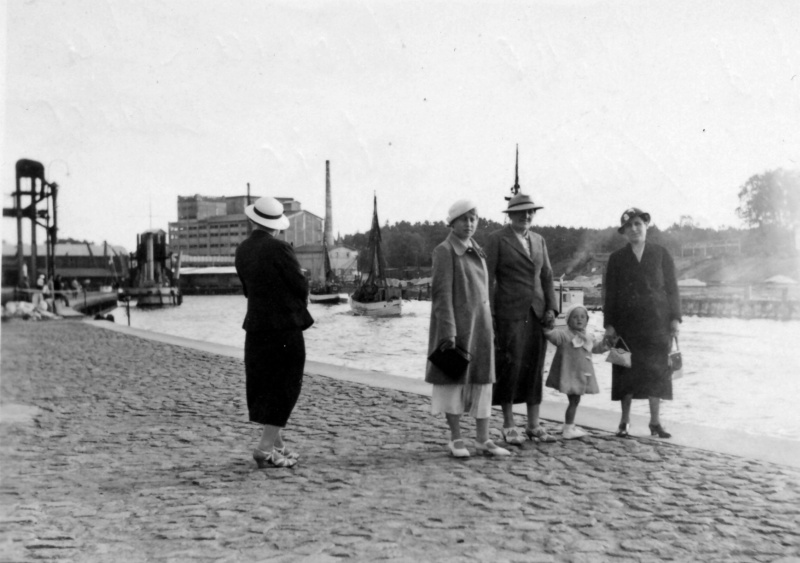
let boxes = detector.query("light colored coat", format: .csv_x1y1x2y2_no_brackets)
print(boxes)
425,233,495,386
484,225,558,320
544,328,604,395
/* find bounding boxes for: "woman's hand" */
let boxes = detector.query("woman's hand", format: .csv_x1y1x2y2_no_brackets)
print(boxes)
604,326,617,346
670,319,680,338
543,310,556,329
438,337,456,351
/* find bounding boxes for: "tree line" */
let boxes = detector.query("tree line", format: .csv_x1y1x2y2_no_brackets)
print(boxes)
340,168,799,279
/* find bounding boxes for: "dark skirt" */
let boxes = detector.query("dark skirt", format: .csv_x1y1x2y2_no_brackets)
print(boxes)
244,329,305,426
611,329,672,401
492,308,546,406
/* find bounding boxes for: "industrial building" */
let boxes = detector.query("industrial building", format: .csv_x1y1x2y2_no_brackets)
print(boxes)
167,195,324,266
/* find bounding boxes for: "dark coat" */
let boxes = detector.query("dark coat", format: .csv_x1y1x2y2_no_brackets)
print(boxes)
235,229,314,332
425,233,495,386
603,242,681,400
484,225,558,320
603,242,681,336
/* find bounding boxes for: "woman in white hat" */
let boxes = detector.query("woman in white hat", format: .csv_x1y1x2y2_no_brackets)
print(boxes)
425,199,510,458
235,196,314,468
484,193,560,445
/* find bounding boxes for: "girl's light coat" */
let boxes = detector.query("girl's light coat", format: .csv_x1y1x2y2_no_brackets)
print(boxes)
425,233,495,386
544,328,604,395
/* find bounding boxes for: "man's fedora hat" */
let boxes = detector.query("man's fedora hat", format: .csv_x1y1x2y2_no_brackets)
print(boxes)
617,207,651,234
502,193,543,213
245,196,291,230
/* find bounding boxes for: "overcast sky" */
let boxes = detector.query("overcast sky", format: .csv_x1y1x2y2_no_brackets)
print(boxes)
3,0,799,251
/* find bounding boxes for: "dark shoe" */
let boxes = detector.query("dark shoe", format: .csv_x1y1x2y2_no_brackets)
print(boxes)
616,423,630,438
649,423,672,439
253,448,297,469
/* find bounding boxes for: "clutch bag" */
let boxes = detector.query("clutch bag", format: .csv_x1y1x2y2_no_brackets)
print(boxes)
428,345,471,380
605,337,632,368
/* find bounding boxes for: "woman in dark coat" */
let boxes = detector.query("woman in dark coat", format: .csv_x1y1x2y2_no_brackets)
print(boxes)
484,193,559,445
235,196,314,468
603,207,681,438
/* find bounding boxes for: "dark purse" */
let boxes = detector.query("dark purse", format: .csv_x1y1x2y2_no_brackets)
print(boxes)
428,345,471,380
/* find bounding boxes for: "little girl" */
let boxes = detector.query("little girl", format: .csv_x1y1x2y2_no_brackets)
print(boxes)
544,305,607,439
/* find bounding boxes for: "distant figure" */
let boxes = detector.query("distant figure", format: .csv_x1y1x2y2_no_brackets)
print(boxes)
426,200,509,458
235,196,314,469
544,305,607,439
484,193,559,446
53,275,64,291
70,278,82,292
32,274,45,307
603,207,681,439
42,276,54,309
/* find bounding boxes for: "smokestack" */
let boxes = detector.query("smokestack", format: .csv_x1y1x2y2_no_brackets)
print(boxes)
324,160,334,247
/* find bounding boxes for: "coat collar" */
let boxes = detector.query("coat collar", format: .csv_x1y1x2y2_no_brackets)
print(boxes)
250,228,274,240
447,232,485,258
501,224,533,261
447,232,471,256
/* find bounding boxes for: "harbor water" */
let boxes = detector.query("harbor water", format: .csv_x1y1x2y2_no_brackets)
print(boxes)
111,296,800,442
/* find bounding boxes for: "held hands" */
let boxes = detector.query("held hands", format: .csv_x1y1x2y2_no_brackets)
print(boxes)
603,326,618,347
543,310,556,330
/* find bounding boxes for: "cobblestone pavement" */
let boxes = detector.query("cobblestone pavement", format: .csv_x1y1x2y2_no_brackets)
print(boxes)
1,320,799,563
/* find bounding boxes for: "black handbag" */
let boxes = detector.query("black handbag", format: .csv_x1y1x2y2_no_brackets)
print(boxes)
428,345,471,380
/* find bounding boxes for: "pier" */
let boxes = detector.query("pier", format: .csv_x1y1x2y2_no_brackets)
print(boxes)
1,319,799,561
1,287,118,317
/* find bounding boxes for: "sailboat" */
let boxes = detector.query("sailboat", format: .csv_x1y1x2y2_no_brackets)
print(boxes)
309,240,343,304
349,194,402,317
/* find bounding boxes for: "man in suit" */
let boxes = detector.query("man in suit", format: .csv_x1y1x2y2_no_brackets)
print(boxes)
235,196,314,469
484,193,559,446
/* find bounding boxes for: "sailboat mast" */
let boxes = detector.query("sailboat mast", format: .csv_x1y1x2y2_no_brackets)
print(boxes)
511,144,520,197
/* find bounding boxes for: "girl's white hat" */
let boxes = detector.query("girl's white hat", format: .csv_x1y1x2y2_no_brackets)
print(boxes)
447,199,478,225
565,304,589,325
245,196,290,230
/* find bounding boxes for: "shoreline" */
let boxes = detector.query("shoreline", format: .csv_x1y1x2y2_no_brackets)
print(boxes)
88,319,800,469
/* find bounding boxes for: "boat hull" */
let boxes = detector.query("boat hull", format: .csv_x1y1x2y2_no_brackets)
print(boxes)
349,296,403,317
123,287,182,308
309,293,345,305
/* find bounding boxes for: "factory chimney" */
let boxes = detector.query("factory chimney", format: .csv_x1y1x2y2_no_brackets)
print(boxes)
324,160,334,248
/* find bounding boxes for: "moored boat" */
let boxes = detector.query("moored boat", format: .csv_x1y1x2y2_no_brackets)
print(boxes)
554,281,585,326
309,239,344,305
349,194,402,317
120,229,182,308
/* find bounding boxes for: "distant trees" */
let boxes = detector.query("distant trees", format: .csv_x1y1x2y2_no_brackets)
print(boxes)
736,169,800,229
736,168,800,254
